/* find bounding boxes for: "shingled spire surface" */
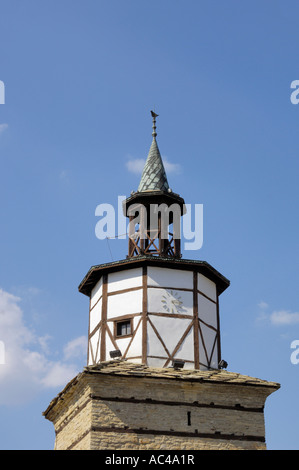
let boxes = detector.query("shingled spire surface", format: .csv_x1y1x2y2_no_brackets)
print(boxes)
137,138,169,192
138,111,169,193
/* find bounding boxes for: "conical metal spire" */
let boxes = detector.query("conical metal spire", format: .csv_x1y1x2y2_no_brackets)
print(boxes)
137,111,169,192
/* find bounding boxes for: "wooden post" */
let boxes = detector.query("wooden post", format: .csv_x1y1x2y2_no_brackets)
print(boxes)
142,266,148,364
139,205,146,254
216,295,221,367
100,274,108,362
158,215,165,256
193,271,200,369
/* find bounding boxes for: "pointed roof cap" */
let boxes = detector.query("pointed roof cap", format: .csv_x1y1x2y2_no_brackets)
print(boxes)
138,138,169,192
123,111,186,219
138,111,169,192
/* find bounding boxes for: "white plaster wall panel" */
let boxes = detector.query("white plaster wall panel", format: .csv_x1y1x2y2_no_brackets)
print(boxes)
133,315,142,331
148,288,193,316
209,342,218,369
147,357,166,368
149,315,192,354
95,342,101,363
147,321,168,358
197,273,217,302
88,344,93,366
147,267,193,289
125,319,142,358
198,340,209,370
129,357,143,364
181,362,195,370
198,293,217,328
199,322,217,365
173,327,194,362
107,268,142,293
89,298,102,333
107,290,142,318
89,330,100,363
114,336,133,356
90,277,103,309
105,332,117,360
104,332,133,360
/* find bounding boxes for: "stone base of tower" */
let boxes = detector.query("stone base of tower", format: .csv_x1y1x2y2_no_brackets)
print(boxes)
43,361,279,451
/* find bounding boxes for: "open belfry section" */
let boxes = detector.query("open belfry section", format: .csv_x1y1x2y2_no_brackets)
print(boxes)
43,112,280,450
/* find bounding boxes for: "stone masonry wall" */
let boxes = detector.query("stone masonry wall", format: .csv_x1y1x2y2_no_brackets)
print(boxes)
90,432,266,451
43,364,279,450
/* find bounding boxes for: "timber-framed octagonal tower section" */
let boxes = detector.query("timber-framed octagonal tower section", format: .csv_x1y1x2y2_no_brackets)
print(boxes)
79,255,230,371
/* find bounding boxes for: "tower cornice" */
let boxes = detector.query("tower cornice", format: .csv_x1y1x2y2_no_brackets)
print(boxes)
78,256,230,297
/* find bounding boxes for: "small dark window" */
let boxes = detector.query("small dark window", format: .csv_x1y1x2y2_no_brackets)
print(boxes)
115,319,132,337
187,411,191,426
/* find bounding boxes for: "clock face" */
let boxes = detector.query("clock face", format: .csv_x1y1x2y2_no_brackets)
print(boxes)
161,290,184,314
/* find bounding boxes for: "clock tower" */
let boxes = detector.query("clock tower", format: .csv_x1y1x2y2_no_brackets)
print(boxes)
43,112,280,451
79,111,229,371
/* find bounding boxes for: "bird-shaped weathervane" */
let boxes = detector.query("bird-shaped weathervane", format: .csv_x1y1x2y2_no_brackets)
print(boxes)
151,110,159,138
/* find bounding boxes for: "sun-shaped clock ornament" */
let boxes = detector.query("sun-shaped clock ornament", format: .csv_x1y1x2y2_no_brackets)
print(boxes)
161,290,184,314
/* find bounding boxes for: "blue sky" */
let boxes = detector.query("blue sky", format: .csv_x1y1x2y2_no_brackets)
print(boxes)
0,0,299,450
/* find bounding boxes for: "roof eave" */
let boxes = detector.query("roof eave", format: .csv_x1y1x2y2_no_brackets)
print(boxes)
78,255,230,297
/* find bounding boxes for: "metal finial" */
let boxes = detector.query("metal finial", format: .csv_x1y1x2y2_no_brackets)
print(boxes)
151,110,159,138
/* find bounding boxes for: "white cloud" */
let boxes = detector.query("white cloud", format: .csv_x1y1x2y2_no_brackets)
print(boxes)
163,159,181,175
258,301,269,310
270,310,299,326
63,336,86,360
59,170,68,180
0,123,8,135
126,158,146,175
38,334,52,355
41,362,79,388
126,157,181,175
0,288,85,405
256,301,299,326
58,169,71,186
